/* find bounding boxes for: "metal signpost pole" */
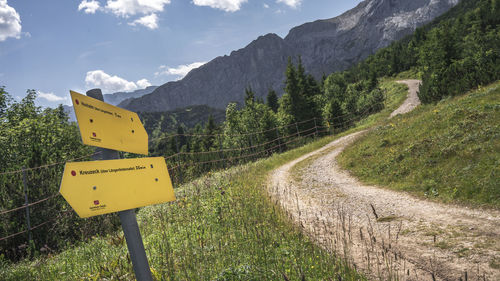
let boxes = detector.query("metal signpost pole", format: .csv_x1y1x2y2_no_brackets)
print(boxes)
86,89,153,281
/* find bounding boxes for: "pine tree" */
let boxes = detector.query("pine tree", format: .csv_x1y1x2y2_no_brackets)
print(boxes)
203,115,217,151
284,57,301,117
266,89,279,113
244,86,255,107
322,98,344,130
176,126,187,151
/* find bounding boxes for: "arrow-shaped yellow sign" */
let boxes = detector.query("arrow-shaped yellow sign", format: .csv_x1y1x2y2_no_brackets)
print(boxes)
59,157,175,218
70,90,148,155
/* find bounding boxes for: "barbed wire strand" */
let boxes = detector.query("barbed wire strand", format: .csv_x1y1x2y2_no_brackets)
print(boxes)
0,151,102,176
161,105,372,160
174,126,318,157
0,210,73,242
0,194,59,216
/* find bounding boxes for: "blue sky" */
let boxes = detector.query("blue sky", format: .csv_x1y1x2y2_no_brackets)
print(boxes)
0,0,362,107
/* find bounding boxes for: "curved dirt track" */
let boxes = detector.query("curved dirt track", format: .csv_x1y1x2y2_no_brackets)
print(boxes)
268,80,500,280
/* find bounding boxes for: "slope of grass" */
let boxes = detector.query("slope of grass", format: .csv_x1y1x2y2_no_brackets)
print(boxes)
338,81,500,208
0,136,364,280
0,79,409,280
352,78,409,130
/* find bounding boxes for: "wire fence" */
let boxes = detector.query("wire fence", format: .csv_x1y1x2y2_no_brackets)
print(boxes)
0,101,384,260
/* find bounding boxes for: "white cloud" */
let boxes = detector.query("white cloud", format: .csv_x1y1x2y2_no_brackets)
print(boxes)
37,91,68,103
128,13,158,29
263,3,269,8
155,62,206,79
85,70,151,93
136,78,152,88
105,0,170,17
276,0,301,9
78,0,101,14
78,0,170,30
0,0,22,42
192,0,247,12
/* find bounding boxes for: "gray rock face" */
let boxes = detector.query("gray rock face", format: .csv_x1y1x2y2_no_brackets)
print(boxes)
123,34,295,112
122,0,459,113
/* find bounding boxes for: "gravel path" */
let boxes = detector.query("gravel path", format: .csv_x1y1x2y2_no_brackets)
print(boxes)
268,80,500,280
390,80,421,118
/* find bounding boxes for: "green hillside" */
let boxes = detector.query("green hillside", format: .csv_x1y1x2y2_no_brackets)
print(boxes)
338,81,500,208
139,105,225,136
1,135,365,280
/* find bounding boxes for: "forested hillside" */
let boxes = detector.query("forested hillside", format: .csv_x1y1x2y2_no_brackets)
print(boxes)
139,105,225,136
343,0,499,102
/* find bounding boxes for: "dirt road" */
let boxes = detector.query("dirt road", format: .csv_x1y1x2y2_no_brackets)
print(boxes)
268,80,500,280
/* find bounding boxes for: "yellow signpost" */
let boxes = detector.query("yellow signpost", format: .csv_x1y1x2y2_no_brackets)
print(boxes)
61,89,171,280
70,90,148,155
59,157,175,218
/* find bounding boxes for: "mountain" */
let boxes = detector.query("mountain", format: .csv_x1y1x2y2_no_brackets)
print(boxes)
122,0,459,113
103,86,158,105
63,86,157,122
122,34,294,113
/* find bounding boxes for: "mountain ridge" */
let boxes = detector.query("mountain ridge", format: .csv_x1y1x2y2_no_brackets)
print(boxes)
121,0,459,113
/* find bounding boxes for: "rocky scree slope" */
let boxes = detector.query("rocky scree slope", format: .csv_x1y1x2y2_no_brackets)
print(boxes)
122,0,458,113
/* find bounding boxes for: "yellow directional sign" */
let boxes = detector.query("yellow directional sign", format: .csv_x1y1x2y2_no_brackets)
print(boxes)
59,157,175,218
70,90,148,155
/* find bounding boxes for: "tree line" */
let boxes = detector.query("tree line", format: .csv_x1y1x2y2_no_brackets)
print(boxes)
0,89,120,262
148,57,385,182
